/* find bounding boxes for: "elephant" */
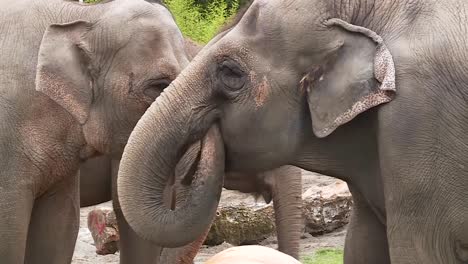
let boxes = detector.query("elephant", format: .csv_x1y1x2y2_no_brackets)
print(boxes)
80,36,302,262
80,155,303,261
117,0,468,263
0,0,190,263
204,245,301,264
78,37,204,264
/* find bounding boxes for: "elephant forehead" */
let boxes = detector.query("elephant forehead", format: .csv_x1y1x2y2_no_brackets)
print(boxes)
211,39,252,60
98,1,182,44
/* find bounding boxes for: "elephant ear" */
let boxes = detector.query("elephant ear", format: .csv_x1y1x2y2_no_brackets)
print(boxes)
302,18,396,138
35,21,94,125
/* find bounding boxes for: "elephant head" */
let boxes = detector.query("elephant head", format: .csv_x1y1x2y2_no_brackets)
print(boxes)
118,0,396,247
35,0,189,158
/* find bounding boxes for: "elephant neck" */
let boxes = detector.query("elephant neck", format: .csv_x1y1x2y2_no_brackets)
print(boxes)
294,130,386,219
293,109,380,183
293,147,351,183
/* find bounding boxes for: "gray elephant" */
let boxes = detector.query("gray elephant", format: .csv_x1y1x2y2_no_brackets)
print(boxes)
79,37,204,264
0,0,189,263
80,36,302,262
117,0,468,264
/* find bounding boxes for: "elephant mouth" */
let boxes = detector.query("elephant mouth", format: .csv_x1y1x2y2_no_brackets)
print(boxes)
170,125,226,208
175,140,203,186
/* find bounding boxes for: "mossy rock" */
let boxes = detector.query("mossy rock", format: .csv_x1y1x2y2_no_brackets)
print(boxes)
204,205,276,246
204,180,352,246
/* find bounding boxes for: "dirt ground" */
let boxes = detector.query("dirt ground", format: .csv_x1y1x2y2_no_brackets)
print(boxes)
72,172,347,263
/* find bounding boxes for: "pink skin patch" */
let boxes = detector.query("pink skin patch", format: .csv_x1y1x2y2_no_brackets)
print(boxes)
254,76,270,108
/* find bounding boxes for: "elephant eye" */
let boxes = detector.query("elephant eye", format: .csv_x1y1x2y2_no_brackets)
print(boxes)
144,79,171,100
219,59,246,91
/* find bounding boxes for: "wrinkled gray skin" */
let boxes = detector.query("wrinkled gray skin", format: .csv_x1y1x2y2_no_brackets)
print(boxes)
80,156,206,264
82,37,301,262
79,39,208,264
80,36,203,208
0,0,189,263
118,0,468,263
81,156,302,261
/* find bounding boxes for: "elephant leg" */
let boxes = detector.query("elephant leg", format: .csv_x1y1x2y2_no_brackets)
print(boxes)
25,172,80,264
111,159,161,264
344,186,390,264
270,166,302,259
0,184,34,263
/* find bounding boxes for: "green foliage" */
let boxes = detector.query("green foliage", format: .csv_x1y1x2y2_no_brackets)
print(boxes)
301,249,344,264
83,0,100,3
164,0,239,43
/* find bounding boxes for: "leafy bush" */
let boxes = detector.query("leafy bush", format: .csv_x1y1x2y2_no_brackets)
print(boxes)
301,248,344,264
164,0,239,43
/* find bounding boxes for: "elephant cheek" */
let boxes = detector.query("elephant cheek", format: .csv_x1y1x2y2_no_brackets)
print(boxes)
253,75,271,108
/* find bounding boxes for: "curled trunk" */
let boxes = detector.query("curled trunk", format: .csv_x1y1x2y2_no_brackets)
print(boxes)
117,73,224,247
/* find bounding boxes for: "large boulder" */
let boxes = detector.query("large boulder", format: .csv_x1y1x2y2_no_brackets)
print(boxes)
204,173,352,246
302,180,352,235
204,204,276,246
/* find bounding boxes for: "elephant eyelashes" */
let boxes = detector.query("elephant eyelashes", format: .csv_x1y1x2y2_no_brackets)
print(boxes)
218,59,246,91
143,79,171,100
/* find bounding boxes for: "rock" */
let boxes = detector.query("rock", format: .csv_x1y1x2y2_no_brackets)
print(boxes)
204,204,276,246
87,208,119,255
204,177,352,246
302,180,352,235
84,174,352,251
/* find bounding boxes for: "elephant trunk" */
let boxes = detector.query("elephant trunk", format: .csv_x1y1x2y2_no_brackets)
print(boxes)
117,69,224,247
